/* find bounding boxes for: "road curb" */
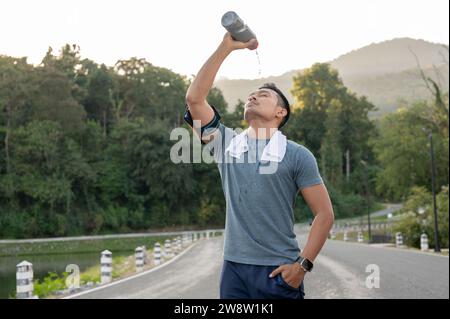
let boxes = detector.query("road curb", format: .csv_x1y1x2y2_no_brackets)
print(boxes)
62,239,202,299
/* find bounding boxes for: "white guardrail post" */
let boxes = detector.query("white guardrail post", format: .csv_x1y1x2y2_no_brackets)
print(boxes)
135,246,144,272
395,232,403,247
420,233,429,251
164,239,172,259
16,261,35,299
101,250,112,284
153,242,161,265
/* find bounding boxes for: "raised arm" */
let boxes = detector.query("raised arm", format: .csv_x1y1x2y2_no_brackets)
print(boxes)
185,33,257,142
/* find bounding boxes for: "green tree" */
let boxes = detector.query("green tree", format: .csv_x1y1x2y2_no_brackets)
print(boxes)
41,44,92,104
373,102,449,200
288,63,377,216
31,68,86,134
84,64,114,136
113,57,187,126
3,120,92,237
0,56,35,175
289,63,346,155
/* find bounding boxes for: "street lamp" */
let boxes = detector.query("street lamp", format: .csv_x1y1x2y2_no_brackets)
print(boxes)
422,129,441,253
361,160,372,244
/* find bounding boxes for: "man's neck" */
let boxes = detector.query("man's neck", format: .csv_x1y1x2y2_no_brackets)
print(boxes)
247,124,279,140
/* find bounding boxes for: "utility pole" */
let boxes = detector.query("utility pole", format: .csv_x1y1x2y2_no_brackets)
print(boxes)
428,132,441,252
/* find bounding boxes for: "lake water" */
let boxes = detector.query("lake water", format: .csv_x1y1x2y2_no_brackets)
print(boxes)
0,251,129,299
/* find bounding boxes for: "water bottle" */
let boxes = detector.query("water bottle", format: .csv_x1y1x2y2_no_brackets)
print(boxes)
221,11,258,49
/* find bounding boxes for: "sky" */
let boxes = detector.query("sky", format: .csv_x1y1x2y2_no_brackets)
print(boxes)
1,0,449,79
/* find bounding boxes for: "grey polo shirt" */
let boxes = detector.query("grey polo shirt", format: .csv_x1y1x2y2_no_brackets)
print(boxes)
204,123,323,266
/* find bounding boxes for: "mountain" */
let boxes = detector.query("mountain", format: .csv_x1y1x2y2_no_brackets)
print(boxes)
215,38,449,116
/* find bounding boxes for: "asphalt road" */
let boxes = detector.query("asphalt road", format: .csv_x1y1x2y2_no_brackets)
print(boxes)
70,224,448,299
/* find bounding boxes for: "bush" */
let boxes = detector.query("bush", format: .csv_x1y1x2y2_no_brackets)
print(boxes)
393,186,449,249
34,272,68,298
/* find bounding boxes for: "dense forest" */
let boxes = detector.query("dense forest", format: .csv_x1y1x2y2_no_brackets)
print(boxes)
0,44,448,239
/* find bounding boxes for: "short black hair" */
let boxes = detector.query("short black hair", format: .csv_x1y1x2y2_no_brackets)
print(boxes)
258,82,290,129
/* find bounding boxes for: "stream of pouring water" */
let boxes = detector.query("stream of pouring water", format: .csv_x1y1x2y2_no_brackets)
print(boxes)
255,50,262,77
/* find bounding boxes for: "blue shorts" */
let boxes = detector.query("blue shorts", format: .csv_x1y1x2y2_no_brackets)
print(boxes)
220,260,305,299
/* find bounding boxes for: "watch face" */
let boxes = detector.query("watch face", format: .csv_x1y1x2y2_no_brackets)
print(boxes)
301,258,313,271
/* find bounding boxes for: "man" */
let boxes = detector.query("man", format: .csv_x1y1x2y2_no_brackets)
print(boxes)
184,32,334,299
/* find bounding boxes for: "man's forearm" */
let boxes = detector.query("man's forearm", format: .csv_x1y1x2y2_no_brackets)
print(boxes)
186,43,232,103
300,210,334,262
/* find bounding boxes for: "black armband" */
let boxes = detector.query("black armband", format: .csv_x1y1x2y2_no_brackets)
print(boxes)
183,104,222,139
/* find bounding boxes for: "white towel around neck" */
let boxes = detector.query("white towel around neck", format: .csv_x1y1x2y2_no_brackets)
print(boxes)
225,128,287,162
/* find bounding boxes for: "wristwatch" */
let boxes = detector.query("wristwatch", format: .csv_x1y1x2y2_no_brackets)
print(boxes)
295,256,314,272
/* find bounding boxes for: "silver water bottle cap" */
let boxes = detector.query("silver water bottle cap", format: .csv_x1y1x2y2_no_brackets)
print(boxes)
221,11,244,31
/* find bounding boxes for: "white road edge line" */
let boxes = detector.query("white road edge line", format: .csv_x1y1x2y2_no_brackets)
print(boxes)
63,240,201,299
328,240,449,258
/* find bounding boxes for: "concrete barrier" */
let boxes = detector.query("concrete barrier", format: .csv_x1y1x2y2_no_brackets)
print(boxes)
135,246,144,272
421,233,429,251
142,245,148,264
164,239,172,259
358,232,364,243
101,250,112,284
153,242,161,266
177,236,181,253
16,261,34,299
395,232,403,247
